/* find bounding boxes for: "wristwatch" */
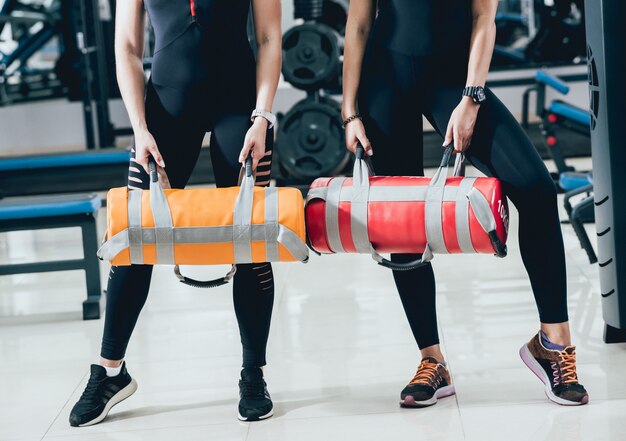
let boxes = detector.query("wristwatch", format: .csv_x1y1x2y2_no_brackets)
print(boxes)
250,109,277,130
462,86,487,104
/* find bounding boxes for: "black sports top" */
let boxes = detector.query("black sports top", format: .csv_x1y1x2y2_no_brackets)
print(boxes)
371,0,473,56
144,0,257,118
145,0,251,54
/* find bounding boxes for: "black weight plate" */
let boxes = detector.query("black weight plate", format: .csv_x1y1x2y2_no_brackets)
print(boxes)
276,96,349,181
282,23,340,91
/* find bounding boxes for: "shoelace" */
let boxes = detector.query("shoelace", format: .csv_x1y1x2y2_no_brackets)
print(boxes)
240,379,266,399
79,376,102,403
409,360,440,387
558,349,579,384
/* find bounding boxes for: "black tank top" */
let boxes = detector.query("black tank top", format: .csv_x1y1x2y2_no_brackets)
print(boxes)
371,0,473,56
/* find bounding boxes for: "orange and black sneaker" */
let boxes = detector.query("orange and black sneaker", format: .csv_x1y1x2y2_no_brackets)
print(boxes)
400,357,456,408
520,332,589,405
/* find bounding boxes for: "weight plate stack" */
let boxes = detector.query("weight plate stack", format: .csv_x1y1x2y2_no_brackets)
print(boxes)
293,0,324,21
275,96,349,183
282,23,341,91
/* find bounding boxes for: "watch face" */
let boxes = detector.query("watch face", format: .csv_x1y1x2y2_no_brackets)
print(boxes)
476,88,486,102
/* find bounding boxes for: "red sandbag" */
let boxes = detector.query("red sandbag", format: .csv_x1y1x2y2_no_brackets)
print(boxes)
305,147,509,270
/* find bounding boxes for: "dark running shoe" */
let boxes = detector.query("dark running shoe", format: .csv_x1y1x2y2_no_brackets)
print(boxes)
69,362,138,427
400,357,456,408
520,332,589,406
238,367,273,421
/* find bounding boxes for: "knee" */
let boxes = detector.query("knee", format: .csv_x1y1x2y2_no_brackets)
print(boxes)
509,173,558,209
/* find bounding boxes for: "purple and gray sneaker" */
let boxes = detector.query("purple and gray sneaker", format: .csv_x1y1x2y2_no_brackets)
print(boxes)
520,332,589,406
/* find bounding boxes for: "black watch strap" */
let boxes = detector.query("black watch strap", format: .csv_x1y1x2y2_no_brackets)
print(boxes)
462,86,487,104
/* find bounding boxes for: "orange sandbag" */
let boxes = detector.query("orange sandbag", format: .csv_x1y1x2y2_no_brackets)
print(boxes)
97,162,308,268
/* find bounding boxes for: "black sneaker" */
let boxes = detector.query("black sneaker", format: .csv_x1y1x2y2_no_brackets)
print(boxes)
69,362,138,427
238,367,273,421
400,357,456,408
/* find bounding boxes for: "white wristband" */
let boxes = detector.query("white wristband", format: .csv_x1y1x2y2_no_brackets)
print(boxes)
250,109,277,130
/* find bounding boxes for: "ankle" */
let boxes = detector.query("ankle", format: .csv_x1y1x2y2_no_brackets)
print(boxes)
420,345,445,363
99,358,123,368
540,324,572,347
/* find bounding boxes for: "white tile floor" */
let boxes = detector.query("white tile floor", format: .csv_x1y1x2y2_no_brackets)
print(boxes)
1,161,625,441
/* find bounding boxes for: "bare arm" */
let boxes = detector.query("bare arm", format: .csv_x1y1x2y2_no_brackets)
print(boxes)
114,0,164,171
444,0,498,151
240,0,282,169
341,0,376,154
252,0,282,115
465,0,498,87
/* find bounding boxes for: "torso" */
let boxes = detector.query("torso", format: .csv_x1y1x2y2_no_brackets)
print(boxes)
144,0,257,115
144,0,252,54
371,0,473,56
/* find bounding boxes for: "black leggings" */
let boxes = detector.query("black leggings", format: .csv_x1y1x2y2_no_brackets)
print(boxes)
101,82,275,367
359,44,568,349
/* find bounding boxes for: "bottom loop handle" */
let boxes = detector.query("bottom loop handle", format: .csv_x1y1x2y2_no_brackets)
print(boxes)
370,245,434,271
375,257,429,271
174,265,237,289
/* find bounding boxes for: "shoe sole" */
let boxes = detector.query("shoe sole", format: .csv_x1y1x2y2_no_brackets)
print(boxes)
519,344,589,406
78,379,138,427
400,384,456,408
237,408,274,422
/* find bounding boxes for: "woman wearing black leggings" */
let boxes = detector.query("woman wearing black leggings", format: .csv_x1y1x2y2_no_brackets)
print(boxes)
342,0,588,407
69,0,282,426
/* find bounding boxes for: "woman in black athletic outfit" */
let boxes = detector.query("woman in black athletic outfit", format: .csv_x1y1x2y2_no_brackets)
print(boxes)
342,0,589,407
69,0,281,426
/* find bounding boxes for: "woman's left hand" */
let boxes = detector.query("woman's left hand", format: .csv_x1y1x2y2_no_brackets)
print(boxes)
443,97,480,153
239,117,269,170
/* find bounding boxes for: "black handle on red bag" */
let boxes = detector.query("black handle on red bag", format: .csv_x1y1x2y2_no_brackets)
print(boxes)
375,256,430,271
356,144,365,160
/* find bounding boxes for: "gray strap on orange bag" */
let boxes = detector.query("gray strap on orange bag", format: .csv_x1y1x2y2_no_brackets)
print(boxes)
148,161,175,265
172,158,257,289
233,157,255,263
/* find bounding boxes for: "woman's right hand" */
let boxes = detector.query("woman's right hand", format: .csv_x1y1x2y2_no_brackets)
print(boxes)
344,118,373,156
134,128,165,174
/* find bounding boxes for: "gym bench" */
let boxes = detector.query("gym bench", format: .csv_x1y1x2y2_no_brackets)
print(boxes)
0,147,217,198
0,193,103,320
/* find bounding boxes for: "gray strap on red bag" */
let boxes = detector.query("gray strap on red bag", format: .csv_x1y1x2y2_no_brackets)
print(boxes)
351,144,503,270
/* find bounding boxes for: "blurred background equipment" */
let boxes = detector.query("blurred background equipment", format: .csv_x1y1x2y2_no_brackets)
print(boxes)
275,0,348,186
275,94,347,182
492,0,586,68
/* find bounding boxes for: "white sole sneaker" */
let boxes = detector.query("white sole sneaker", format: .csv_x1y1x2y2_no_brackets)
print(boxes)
519,344,589,406
237,407,274,422
78,379,138,427
400,384,456,408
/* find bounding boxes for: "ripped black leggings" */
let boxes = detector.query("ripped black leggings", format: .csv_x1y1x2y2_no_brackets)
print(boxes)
359,44,569,349
100,82,275,367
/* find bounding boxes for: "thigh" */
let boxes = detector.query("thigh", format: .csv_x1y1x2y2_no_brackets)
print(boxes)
426,85,553,197
129,82,205,190
359,45,424,176
210,112,274,188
